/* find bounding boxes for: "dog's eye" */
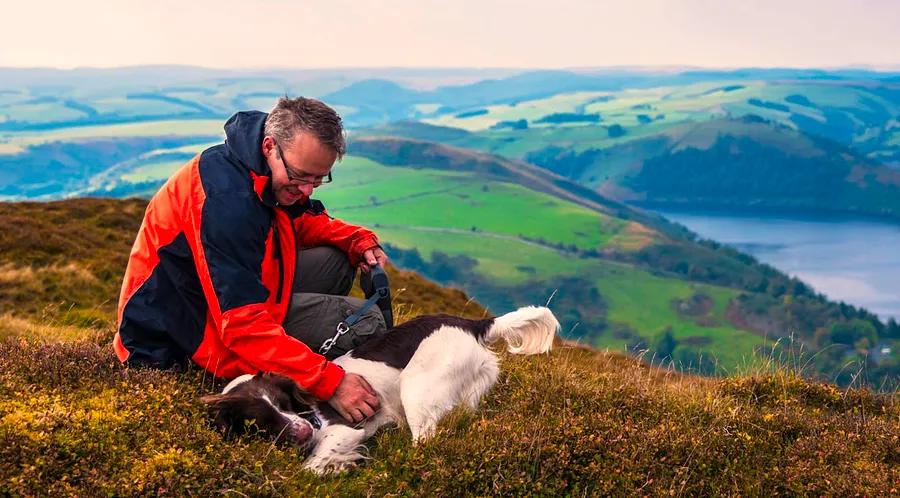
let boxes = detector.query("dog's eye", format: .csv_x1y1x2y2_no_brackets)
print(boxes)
273,395,294,412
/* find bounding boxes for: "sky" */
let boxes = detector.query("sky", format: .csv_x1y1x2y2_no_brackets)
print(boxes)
2,0,899,70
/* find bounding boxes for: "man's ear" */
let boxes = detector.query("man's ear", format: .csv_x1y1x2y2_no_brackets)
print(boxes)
261,135,276,158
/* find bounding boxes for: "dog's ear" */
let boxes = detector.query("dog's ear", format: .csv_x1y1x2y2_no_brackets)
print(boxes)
200,393,227,405
201,393,242,434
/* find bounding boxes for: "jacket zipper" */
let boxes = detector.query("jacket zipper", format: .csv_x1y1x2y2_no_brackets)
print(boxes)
272,221,284,304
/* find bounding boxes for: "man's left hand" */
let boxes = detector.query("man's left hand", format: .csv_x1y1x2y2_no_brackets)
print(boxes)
360,246,388,272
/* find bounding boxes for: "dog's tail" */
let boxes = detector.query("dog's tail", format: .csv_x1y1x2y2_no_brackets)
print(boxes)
483,306,559,355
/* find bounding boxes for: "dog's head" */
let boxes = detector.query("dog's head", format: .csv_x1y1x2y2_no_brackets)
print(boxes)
201,373,319,447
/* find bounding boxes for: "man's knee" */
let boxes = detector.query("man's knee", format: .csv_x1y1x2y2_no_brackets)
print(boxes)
283,293,387,360
294,246,355,295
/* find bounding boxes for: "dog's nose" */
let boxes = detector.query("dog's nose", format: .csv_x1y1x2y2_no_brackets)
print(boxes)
286,420,314,446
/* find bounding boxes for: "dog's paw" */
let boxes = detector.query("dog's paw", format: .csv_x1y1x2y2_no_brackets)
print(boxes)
304,457,358,475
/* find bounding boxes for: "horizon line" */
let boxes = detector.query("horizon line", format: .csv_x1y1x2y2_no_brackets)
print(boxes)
3,63,900,73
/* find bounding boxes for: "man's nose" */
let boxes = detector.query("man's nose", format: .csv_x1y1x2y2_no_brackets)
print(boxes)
298,183,315,196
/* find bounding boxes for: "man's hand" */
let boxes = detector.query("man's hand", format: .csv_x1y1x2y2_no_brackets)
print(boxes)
327,373,380,423
360,246,388,273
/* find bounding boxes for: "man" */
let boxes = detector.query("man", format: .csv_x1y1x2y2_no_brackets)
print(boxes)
114,97,386,423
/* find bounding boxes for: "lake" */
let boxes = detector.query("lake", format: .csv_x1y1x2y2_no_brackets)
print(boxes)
653,209,900,322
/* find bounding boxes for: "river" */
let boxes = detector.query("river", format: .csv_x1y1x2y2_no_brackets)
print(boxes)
653,209,900,322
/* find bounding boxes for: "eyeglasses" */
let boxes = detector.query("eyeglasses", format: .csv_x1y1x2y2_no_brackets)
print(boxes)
274,141,333,186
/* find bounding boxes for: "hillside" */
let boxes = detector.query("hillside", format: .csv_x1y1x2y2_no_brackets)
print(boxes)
317,140,898,388
528,117,900,219
360,79,900,221
1,199,897,496
3,124,898,390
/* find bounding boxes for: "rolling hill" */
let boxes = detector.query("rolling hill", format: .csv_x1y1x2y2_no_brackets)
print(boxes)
359,78,900,220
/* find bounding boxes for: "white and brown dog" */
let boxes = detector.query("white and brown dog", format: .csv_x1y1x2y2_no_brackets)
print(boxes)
202,306,559,474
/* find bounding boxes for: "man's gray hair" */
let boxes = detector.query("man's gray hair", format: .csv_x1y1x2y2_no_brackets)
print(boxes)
264,97,346,157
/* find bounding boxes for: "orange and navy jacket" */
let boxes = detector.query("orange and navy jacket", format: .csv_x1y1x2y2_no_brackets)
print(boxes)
113,111,379,400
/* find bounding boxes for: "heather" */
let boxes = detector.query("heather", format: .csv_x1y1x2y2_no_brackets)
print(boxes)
0,199,896,496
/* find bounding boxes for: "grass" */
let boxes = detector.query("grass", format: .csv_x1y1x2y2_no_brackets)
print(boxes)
0,198,897,495
425,91,612,131
320,155,630,251
350,224,767,371
373,226,586,282
1,324,896,496
595,265,766,367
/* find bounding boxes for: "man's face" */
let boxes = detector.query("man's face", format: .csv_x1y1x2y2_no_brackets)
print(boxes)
263,131,337,206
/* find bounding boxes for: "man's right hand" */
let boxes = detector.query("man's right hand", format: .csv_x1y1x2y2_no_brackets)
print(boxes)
327,373,380,423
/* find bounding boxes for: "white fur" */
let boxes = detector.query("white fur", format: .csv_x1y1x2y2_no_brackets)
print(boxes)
400,326,499,442
222,373,254,393
484,306,559,354
301,306,559,475
261,394,308,428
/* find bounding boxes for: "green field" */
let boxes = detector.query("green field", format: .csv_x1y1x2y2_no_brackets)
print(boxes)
322,156,629,250
414,80,900,166
372,221,766,367
596,266,765,368
0,119,223,155
120,159,187,182
316,155,768,370
117,142,216,182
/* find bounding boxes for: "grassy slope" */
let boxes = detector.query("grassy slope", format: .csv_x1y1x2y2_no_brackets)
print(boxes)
319,157,767,368
0,199,896,496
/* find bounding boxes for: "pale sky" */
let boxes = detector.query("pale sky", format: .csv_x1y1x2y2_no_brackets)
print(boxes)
2,0,899,69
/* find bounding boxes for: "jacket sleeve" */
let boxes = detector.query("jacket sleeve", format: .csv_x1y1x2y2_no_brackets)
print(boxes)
294,207,380,266
191,191,345,400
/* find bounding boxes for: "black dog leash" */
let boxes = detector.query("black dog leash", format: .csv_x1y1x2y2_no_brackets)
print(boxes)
318,264,392,355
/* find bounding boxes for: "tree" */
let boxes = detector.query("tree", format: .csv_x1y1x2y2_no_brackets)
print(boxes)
885,318,900,339
829,319,877,346
654,327,678,360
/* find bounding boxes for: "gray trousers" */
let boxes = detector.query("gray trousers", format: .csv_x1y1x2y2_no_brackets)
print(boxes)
283,246,388,360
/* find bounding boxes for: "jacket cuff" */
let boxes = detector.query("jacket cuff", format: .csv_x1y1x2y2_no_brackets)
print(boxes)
305,361,346,400
349,236,381,266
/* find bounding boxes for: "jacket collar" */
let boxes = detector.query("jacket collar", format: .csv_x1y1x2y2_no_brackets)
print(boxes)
224,110,328,218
